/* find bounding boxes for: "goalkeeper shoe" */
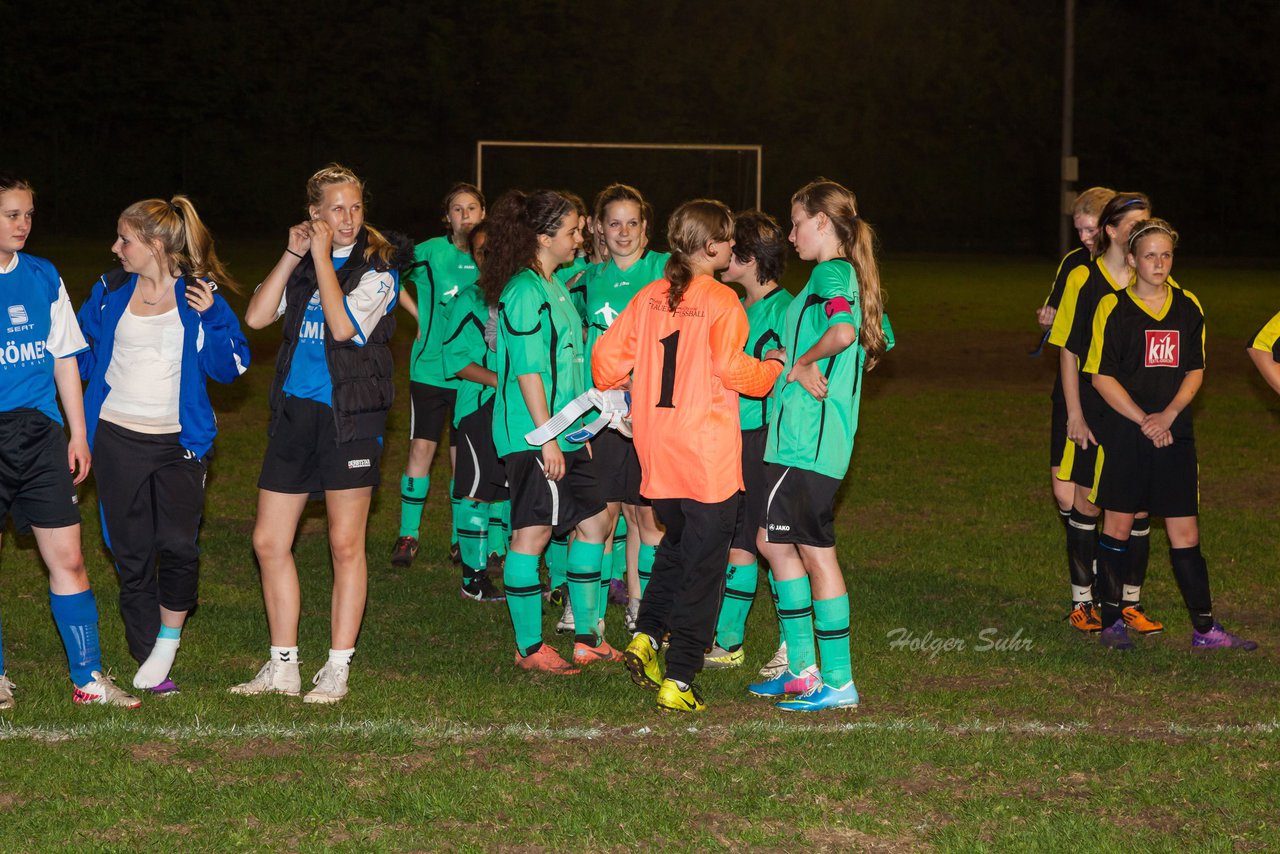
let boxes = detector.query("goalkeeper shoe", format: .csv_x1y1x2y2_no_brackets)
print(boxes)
657,679,706,713
624,633,663,690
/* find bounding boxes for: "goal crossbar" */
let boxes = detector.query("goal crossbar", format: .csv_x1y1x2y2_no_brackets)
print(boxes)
475,140,763,210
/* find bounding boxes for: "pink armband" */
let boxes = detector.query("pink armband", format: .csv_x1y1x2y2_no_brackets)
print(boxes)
824,297,852,317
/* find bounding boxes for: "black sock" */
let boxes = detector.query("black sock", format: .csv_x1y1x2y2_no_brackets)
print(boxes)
1169,545,1214,632
1124,517,1151,605
1095,534,1128,628
1058,507,1072,533
1066,509,1099,593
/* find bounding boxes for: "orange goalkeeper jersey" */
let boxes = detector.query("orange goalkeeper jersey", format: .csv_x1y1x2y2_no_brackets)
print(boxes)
592,274,783,503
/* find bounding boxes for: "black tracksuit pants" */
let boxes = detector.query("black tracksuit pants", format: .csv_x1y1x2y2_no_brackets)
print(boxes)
637,495,739,685
94,422,207,663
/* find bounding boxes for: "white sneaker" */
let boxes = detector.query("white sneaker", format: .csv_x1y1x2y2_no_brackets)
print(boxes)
229,660,302,696
758,641,789,679
303,661,349,705
555,599,575,634
72,671,141,708
0,673,15,710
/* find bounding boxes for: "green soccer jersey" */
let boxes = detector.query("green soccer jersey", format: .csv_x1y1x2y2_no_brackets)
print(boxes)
440,283,493,425
493,267,587,456
406,235,478,387
554,255,589,287
739,286,794,431
766,259,865,480
578,250,670,369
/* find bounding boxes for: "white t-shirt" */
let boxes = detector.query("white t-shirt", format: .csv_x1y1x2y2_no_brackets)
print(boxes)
101,307,183,433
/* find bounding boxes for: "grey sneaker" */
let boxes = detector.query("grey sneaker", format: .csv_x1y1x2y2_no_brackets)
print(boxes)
758,641,789,679
303,661,349,705
703,644,745,669
229,660,302,696
0,674,15,710
555,599,575,634
72,671,141,708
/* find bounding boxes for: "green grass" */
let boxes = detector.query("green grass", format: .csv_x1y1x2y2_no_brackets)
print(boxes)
2,242,1279,851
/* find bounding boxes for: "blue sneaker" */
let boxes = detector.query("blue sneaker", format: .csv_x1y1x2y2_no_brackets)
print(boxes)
1191,623,1258,651
747,665,820,698
1099,619,1134,651
777,680,860,712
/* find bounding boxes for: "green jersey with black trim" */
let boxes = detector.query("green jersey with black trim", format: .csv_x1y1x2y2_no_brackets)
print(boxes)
406,235,477,387
555,255,589,287
739,286,793,431
493,268,587,456
577,250,670,369
440,283,493,425
766,260,874,480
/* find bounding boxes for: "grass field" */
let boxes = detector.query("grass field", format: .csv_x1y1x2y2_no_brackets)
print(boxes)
2,240,1279,851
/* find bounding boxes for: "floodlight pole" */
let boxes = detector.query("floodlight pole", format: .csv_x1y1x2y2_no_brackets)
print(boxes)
1059,0,1077,256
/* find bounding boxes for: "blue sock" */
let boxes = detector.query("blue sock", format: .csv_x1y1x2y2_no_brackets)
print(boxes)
158,624,182,641
49,589,103,686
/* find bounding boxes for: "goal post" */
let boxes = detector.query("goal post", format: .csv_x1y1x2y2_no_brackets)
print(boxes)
475,140,763,212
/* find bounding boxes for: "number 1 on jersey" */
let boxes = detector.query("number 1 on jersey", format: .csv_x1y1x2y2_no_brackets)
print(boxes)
657,330,680,408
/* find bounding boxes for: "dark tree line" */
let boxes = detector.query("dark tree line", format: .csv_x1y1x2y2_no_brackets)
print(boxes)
10,0,1280,257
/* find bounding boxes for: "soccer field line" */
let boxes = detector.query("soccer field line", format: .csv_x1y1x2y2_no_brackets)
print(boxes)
2,715,1278,744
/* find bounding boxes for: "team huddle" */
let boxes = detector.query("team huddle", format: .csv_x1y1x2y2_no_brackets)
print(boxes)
3,168,1268,717
1041,188,1275,653
0,165,889,714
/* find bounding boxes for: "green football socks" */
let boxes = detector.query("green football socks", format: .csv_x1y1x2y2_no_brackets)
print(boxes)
488,500,510,558
637,544,657,596
456,499,490,581
775,575,816,674
398,474,428,538
714,561,758,650
547,535,569,590
567,539,605,644
813,594,852,686
503,551,544,656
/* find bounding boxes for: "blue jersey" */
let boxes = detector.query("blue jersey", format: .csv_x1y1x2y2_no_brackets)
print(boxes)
0,252,88,423
281,245,398,406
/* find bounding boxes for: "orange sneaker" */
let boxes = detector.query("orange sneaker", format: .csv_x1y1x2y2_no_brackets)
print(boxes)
573,640,624,665
515,644,580,675
1068,601,1102,633
1122,604,1164,635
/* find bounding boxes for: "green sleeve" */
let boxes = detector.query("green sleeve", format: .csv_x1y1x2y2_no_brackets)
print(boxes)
501,278,549,378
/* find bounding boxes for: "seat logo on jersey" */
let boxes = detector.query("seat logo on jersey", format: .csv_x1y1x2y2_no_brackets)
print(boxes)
8,305,28,325
1145,330,1180,367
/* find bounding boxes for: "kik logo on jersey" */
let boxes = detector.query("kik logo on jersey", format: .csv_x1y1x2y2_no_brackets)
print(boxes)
1145,330,1180,367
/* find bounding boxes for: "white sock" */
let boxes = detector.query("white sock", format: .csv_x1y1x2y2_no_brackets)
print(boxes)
133,637,180,689
1122,584,1141,603
271,645,299,665
1072,584,1093,604
328,648,355,668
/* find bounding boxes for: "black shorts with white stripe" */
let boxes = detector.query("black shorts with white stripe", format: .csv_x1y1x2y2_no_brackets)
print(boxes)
504,447,607,536
451,400,508,502
760,463,841,548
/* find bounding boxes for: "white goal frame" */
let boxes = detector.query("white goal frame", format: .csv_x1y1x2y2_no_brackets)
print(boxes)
475,140,763,210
